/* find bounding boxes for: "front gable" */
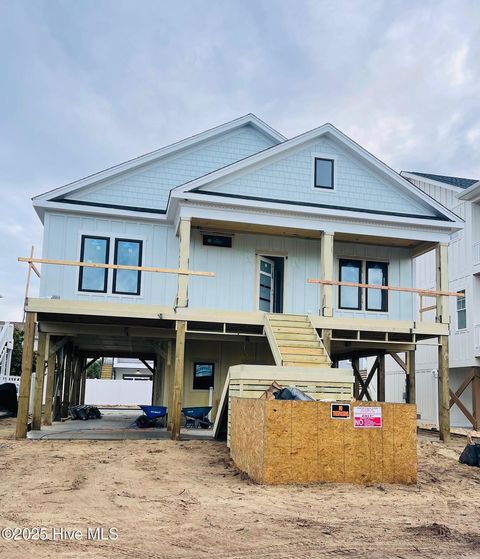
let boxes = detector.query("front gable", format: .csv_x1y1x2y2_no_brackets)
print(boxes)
193,135,442,220
62,125,277,212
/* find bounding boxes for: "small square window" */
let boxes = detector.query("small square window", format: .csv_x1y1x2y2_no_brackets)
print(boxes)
193,362,214,390
314,158,334,189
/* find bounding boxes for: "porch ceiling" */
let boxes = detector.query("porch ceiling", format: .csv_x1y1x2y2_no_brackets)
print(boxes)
191,217,435,249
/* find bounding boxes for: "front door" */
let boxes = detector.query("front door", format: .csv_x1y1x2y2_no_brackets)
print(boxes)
258,256,275,312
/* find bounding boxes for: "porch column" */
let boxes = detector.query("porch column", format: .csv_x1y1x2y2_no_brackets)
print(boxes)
53,348,65,421
32,332,48,430
79,358,87,406
15,312,36,439
152,351,164,407
176,217,191,308
320,231,334,355
406,350,416,404
166,341,175,430
171,321,186,440
436,243,450,441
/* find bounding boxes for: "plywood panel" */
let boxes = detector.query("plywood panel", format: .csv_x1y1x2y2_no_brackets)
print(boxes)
230,398,417,485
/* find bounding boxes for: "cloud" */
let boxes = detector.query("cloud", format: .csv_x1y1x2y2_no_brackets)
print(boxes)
0,0,479,320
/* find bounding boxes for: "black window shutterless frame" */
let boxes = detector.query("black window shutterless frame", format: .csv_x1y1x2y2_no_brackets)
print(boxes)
112,238,143,296
78,235,110,293
365,261,389,312
338,259,362,310
314,157,334,189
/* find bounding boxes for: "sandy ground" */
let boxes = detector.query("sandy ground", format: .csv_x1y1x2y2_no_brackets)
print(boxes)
0,417,479,559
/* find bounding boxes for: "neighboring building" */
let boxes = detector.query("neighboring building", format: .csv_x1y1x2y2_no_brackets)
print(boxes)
0,322,14,381
385,171,480,430
22,114,463,437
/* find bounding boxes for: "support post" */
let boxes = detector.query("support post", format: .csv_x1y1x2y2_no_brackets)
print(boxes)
352,357,360,399
61,347,73,419
166,341,175,431
31,332,48,430
53,348,65,421
171,322,186,440
15,312,36,439
406,350,416,404
438,336,450,441
176,217,191,308
377,353,385,402
152,354,164,406
436,243,450,441
79,360,87,405
43,348,56,426
473,368,480,431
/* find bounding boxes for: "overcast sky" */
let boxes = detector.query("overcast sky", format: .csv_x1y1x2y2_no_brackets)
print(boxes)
1,0,479,321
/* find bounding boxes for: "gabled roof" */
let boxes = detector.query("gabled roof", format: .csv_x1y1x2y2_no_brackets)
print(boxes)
172,123,462,225
404,172,479,190
33,113,286,205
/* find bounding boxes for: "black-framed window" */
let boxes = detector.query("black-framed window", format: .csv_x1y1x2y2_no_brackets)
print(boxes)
339,259,361,310
113,239,143,295
193,362,215,390
366,261,388,312
314,157,334,189
78,235,109,293
457,290,466,330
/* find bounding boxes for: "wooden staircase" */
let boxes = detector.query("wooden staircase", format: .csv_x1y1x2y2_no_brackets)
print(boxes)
264,314,331,367
100,359,113,379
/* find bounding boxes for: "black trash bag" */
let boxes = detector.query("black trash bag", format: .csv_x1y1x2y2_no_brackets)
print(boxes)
0,383,18,417
459,443,480,467
274,386,315,401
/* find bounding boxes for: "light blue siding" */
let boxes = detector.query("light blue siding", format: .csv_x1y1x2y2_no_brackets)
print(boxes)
189,230,321,314
64,125,276,210
40,212,178,305
199,136,438,218
40,213,414,321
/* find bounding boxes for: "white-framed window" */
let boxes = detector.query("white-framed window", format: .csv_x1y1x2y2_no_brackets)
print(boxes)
338,259,389,312
457,290,466,330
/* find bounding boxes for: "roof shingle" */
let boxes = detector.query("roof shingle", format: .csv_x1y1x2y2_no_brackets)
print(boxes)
407,172,478,189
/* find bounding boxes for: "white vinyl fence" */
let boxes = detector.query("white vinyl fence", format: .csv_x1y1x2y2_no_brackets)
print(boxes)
85,379,153,406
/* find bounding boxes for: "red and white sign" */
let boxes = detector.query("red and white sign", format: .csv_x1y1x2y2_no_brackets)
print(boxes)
353,406,382,428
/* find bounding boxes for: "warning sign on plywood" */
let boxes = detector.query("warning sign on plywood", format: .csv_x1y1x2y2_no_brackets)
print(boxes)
353,406,382,428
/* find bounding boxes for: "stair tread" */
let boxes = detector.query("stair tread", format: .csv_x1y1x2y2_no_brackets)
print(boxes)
279,346,324,355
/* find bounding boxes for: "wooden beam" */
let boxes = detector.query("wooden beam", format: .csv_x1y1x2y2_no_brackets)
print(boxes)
377,353,385,402
53,348,65,421
308,278,463,298
390,352,407,373
438,335,450,442
15,312,36,439
176,217,191,308
320,232,334,317
31,332,48,430
23,246,35,311
140,359,155,374
18,255,214,277
351,358,361,399
79,359,87,405
43,350,56,426
406,350,416,404
449,388,476,427
358,357,379,401
448,369,475,408
171,321,186,440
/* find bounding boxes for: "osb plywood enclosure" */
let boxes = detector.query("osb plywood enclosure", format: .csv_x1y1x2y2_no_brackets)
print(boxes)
230,398,417,485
